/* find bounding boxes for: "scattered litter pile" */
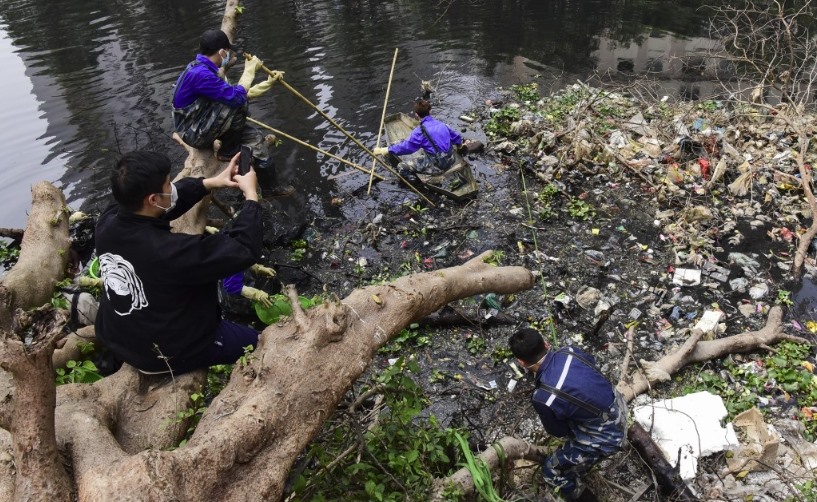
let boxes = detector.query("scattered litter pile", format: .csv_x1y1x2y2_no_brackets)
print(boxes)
258,81,817,500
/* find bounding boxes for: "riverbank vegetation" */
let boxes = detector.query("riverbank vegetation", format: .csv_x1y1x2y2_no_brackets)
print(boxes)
2,0,817,500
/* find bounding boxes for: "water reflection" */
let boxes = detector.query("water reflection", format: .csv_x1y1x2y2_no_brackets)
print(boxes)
793,276,817,323
0,0,717,229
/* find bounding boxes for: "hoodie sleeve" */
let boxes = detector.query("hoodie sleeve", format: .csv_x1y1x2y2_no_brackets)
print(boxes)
155,200,263,284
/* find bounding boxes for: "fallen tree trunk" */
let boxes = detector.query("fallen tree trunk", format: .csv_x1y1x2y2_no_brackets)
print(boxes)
58,255,534,501
417,305,517,328
431,436,548,501
0,182,70,330
628,423,698,501
0,228,24,241
0,178,536,501
616,306,806,402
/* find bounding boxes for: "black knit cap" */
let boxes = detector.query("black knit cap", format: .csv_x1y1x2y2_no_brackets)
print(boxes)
199,29,231,55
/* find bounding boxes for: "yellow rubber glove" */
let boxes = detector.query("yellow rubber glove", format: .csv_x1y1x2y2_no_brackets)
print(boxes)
68,211,89,224
204,226,219,235
250,263,277,278
241,286,272,308
247,75,276,99
76,276,102,288
373,146,389,156
238,56,263,89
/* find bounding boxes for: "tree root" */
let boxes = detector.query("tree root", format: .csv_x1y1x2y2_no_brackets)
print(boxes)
617,306,801,402
431,436,548,501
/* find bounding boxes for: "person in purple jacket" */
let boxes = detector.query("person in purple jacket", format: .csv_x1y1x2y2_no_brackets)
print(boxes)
373,98,463,175
172,29,293,196
510,328,628,502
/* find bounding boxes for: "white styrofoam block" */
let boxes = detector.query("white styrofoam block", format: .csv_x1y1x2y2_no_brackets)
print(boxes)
633,391,739,480
672,268,702,286
694,310,723,333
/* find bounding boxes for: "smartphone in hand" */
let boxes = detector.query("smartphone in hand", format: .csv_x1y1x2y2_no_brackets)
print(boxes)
238,145,253,176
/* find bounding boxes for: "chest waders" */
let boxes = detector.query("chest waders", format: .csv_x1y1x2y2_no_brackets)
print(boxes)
418,122,456,172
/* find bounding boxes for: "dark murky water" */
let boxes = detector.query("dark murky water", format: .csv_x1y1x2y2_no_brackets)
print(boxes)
0,0,718,229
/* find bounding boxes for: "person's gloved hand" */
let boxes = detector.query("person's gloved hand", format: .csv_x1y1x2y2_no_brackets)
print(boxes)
373,146,389,156
204,226,219,235
247,75,277,99
69,211,90,224
268,70,285,81
245,55,263,72
76,276,102,288
241,286,272,308
250,263,277,278
238,55,263,89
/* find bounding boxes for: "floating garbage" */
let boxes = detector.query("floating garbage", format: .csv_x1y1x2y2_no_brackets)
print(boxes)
575,286,601,310
672,268,702,286
726,407,779,474
749,283,769,299
729,277,749,292
509,362,524,379
693,310,723,334
728,252,761,275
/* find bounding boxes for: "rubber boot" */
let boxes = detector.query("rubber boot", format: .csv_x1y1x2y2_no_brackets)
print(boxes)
256,157,294,197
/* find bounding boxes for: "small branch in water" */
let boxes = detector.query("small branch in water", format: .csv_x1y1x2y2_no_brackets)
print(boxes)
0,228,24,242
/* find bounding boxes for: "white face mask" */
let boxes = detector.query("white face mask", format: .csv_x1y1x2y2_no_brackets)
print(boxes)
154,183,178,212
220,49,231,68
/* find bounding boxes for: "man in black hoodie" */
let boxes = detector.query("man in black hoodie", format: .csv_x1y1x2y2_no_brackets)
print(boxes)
95,150,262,374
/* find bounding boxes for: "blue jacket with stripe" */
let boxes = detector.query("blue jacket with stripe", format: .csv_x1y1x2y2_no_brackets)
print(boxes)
531,346,616,437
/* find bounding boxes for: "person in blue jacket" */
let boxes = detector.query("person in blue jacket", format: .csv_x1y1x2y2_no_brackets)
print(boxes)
95,150,262,374
373,98,463,174
172,28,293,196
509,328,628,502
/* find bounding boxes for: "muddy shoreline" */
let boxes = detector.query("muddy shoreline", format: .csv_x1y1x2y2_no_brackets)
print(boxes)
246,83,817,500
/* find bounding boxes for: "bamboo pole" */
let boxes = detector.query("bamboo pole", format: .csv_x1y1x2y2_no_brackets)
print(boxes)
244,53,434,207
368,48,399,194
245,117,384,180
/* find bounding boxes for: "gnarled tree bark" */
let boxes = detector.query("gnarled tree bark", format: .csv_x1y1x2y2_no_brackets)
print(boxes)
0,179,535,501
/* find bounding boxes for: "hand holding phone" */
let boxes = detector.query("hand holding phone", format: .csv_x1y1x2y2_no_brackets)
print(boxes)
238,145,253,176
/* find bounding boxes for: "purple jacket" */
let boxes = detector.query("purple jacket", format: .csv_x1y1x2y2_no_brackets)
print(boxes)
172,54,247,109
388,116,462,157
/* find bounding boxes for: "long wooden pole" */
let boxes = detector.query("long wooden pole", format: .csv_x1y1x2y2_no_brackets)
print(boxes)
245,117,384,180
245,54,434,207
368,48,399,194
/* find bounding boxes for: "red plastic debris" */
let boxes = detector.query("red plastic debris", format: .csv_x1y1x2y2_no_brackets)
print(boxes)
698,158,710,180
778,227,795,242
